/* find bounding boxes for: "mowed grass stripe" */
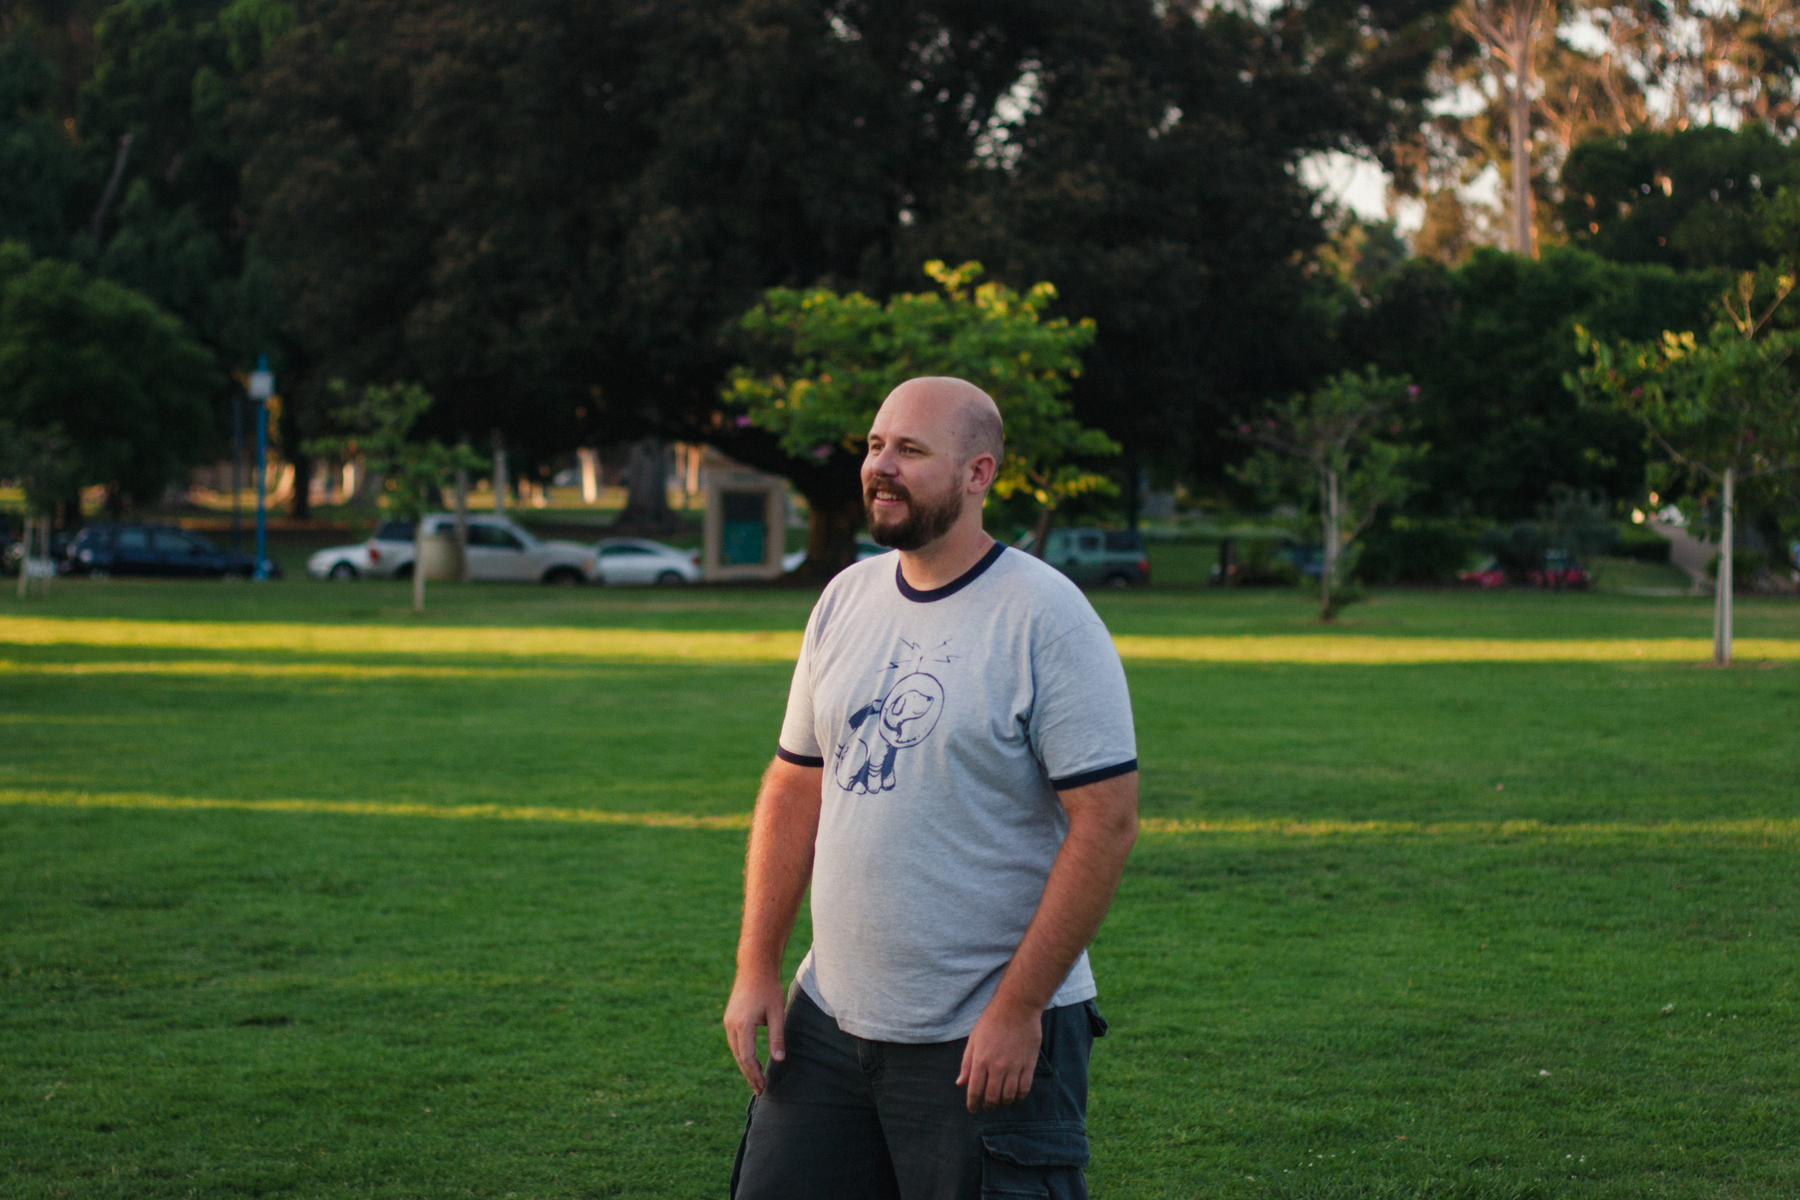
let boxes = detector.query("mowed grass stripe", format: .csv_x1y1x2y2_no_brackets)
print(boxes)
0,788,752,829
7,789,1796,842
0,616,804,661
1111,633,1800,663
0,658,569,680
7,615,1800,664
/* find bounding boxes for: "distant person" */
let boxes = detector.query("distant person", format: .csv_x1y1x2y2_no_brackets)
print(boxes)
723,376,1139,1199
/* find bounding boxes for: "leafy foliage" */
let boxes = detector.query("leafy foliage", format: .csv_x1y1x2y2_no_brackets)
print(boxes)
0,19,85,258
731,261,1109,481
1570,274,1800,489
0,240,217,509
1560,125,1800,271
1234,367,1423,618
304,380,482,524
726,261,1115,569
1343,246,1726,518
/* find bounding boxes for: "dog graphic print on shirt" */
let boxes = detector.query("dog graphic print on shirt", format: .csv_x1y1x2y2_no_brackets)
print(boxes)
834,638,952,795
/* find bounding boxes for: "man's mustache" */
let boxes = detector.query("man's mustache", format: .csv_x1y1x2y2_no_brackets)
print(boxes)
864,477,912,506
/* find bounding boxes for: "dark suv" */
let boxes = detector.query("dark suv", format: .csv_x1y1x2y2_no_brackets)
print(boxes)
64,523,266,579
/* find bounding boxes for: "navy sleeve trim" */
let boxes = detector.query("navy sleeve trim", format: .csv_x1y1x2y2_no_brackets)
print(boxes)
1049,759,1138,791
775,745,825,768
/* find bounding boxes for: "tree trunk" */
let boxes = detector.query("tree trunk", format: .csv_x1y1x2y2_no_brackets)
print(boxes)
288,450,314,519
615,438,679,532
578,447,601,505
1030,504,1054,558
800,491,864,581
454,449,470,583
1320,468,1340,621
492,431,508,515
1508,0,1536,257
17,515,33,599
1713,466,1734,664
413,517,426,613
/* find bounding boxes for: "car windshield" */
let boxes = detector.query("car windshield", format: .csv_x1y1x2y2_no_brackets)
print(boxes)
374,521,415,541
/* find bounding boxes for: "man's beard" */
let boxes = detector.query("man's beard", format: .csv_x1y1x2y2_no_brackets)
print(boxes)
864,476,963,551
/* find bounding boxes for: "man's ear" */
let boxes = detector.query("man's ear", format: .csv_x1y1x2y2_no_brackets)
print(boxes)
966,453,998,493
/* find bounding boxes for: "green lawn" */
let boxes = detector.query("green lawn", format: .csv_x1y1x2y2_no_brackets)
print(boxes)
3,578,1797,1198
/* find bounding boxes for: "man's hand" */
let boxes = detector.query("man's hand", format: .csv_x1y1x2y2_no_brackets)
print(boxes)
956,996,1041,1112
724,757,820,1095
724,973,788,1095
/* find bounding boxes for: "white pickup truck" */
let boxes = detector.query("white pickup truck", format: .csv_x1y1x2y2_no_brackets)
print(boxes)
309,515,596,584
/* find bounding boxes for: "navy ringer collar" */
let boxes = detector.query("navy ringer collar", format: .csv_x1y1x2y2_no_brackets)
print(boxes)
894,540,1008,603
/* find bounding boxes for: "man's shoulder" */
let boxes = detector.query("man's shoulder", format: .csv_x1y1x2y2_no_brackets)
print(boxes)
819,553,894,599
988,546,1101,619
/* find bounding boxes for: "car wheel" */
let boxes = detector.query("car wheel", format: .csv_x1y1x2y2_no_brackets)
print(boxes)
542,567,585,586
656,570,687,586
1103,572,1133,589
328,562,358,581
394,563,414,580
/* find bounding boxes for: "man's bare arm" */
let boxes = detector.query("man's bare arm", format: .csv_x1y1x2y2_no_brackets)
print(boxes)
958,771,1138,1112
723,757,823,1094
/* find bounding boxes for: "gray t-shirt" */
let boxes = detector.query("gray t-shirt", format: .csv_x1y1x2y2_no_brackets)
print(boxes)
777,542,1137,1042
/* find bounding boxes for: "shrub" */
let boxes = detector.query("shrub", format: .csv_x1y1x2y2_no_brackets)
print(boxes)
1357,519,1474,584
1614,523,1672,563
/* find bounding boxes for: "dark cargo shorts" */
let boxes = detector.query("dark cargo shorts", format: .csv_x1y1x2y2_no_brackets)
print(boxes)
729,987,1107,1200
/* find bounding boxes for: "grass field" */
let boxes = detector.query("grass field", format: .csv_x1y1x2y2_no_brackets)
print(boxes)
3,577,1798,1199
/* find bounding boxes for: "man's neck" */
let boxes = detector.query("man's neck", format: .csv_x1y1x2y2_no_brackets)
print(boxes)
896,520,996,593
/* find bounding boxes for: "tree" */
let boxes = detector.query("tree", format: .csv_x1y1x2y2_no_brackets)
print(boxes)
0,19,86,258
0,240,217,515
234,0,1461,516
724,261,1112,576
1341,246,1726,517
1571,272,1800,662
1409,0,1800,256
1559,125,1800,271
1459,0,1550,255
305,379,482,612
1234,367,1423,620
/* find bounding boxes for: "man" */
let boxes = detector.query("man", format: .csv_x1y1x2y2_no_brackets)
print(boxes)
723,376,1139,1199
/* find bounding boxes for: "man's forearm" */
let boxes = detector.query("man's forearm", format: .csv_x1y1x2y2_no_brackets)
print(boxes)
989,773,1138,1014
736,758,823,978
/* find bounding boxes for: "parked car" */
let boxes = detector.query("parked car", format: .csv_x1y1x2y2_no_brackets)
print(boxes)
62,523,267,579
307,539,375,580
593,537,701,585
308,515,596,584
1028,527,1151,588
776,540,891,575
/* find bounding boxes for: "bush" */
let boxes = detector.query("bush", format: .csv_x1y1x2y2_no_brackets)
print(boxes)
1217,536,1301,587
1357,519,1475,584
1480,523,1548,583
1614,523,1672,563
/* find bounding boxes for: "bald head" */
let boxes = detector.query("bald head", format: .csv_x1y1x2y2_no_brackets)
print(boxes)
878,377,1004,469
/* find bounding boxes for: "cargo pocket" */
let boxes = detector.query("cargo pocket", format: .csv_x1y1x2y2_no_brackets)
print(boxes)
979,1121,1089,1199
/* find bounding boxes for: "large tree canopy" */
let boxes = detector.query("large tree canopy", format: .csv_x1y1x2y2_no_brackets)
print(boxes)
1342,246,1726,517
236,0,1459,502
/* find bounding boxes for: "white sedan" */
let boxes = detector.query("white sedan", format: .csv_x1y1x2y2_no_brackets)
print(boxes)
594,538,700,585
309,515,597,584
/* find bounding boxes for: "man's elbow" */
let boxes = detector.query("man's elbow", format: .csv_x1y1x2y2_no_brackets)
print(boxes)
1066,774,1139,855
